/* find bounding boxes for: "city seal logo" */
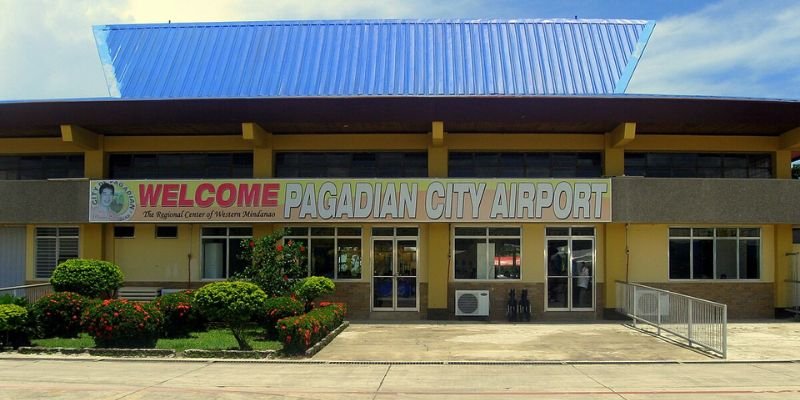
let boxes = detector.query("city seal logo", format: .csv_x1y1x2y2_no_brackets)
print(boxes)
90,180,136,222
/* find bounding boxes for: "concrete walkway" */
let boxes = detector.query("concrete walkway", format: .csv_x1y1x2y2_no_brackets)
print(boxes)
314,321,800,362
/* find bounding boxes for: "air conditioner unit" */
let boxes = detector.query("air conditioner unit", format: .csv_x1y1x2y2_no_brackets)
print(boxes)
455,290,490,316
634,290,670,320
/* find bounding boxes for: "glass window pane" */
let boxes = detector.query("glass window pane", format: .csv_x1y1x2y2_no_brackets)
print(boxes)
669,228,691,237
310,238,335,278
372,227,394,237
455,227,486,236
337,227,361,236
547,240,569,277
228,227,252,237
716,239,737,279
284,227,308,236
692,240,714,279
669,239,690,279
228,238,249,277
202,238,226,279
716,228,737,237
490,238,520,279
455,238,482,279
546,227,569,236
488,227,520,236
571,227,595,236
310,227,335,236
693,228,714,237
202,227,227,236
395,227,418,237
337,238,362,279
793,228,800,244
739,240,760,279
739,228,760,238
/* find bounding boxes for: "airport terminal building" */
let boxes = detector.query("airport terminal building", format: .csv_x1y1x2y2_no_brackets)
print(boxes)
1,19,799,320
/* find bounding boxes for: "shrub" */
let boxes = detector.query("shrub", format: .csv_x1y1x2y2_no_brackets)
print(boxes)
277,303,346,354
153,290,204,338
292,276,335,307
33,292,92,338
193,281,267,350
0,304,30,348
234,230,307,297
262,296,304,338
50,259,124,299
0,294,28,307
83,299,163,348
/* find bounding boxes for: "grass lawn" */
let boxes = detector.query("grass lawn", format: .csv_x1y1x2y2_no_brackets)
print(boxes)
31,328,282,352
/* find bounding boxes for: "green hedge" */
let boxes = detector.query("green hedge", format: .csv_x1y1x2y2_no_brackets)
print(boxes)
292,276,335,304
193,281,267,350
33,292,93,338
277,303,346,353
0,304,30,348
153,290,205,338
83,299,163,348
50,259,124,299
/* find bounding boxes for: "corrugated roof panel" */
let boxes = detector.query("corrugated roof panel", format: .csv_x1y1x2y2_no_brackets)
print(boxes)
93,19,654,98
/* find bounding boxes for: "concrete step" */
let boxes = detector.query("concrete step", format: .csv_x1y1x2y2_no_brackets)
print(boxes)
118,286,162,302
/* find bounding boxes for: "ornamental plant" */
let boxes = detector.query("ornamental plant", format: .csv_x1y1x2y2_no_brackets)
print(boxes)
193,281,267,350
33,292,92,338
277,302,347,354
50,259,124,299
262,296,305,339
0,304,30,348
153,290,205,338
292,276,336,310
235,230,307,297
83,299,163,348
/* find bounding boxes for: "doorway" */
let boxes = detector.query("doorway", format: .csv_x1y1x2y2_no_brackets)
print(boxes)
371,227,418,311
545,227,595,311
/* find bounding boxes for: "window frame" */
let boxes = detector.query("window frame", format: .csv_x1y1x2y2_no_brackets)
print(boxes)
200,226,253,280
283,226,364,280
35,226,79,280
448,152,603,178
624,152,773,178
452,226,522,281
155,226,179,239
113,226,135,239
667,227,762,281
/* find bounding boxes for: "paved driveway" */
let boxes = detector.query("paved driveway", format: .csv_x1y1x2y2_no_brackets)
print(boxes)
315,321,800,362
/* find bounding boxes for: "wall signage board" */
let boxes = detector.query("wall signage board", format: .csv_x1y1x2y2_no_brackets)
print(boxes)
89,179,611,223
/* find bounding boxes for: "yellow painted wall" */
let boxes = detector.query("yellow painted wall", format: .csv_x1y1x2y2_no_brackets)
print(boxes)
774,224,793,307
521,224,544,283
109,224,199,283
25,225,35,281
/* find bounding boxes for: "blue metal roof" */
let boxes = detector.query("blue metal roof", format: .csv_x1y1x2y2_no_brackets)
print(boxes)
93,19,654,99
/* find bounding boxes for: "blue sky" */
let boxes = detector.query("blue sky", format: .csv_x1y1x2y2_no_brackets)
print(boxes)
0,0,798,100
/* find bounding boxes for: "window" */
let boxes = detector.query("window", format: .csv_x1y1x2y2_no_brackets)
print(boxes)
156,226,178,239
449,152,602,178
109,153,252,179
625,153,772,178
669,227,760,280
201,227,252,279
275,152,427,177
113,226,135,238
793,228,800,244
0,155,84,180
283,227,363,279
454,227,520,280
35,227,79,279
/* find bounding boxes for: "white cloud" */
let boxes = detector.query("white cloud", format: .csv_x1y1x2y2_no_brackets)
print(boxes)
627,0,800,99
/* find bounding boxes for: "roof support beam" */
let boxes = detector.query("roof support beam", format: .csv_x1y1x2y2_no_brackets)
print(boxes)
610,122,636,148
60,124,99,150
431,121,445,147
242,122,272,147
779,126,800,149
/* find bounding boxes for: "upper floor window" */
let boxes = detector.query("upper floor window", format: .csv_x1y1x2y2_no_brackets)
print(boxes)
275,152,427,178
109,153,252,179
449,152,602,178
0,155,84,180
625,153,772,178
668,227,760,280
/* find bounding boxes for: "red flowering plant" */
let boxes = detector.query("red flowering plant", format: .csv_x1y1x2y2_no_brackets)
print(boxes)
262,296,305,339
153,290,205,338
235,230,307,297
33,292,93,338
82,299,163,348
277,302,346,354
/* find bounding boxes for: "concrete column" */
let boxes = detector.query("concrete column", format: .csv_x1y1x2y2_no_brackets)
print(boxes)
253,147,273,178
774,150,791,179
603,133,625,177
603,223,627,315
427,223,450,319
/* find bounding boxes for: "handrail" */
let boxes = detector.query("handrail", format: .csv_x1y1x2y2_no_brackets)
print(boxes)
0,283,51,291
0,283,54,303
616,280,727,359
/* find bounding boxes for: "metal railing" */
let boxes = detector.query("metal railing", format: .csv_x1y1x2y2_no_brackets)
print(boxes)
616,281,727,359
0,283,53,303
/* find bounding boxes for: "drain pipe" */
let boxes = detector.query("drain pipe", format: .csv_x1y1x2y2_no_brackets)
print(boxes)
624,223,631,283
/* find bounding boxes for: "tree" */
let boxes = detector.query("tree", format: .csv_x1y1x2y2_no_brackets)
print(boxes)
235,230,307,297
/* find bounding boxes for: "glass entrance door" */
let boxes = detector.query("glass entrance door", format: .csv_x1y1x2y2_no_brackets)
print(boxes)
546,234,594,311
372,229,418,311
